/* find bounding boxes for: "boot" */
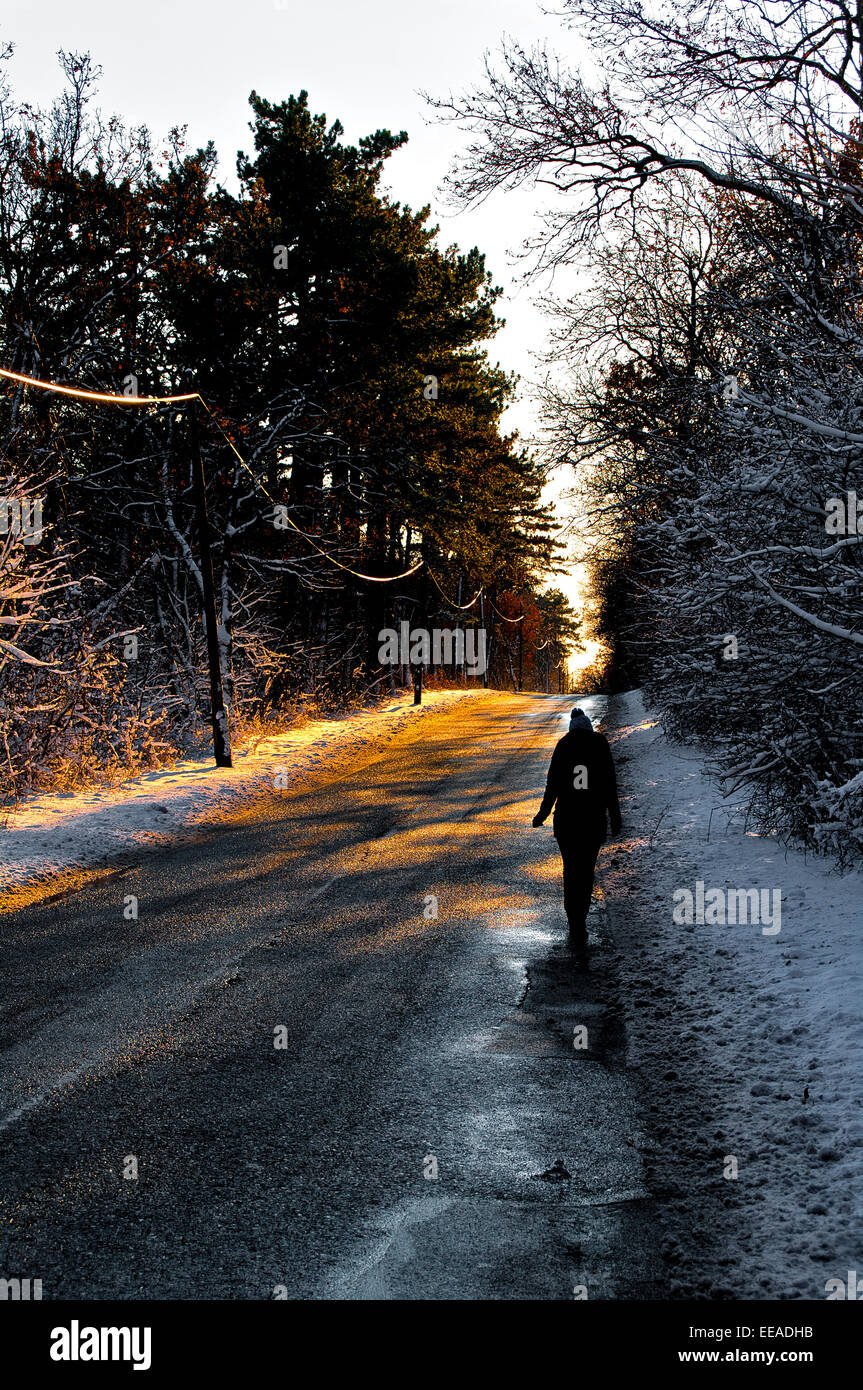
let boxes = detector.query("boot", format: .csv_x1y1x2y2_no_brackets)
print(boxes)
568,920,588,953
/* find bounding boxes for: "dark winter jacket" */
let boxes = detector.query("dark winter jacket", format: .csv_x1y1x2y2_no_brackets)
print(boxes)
534,729,622,843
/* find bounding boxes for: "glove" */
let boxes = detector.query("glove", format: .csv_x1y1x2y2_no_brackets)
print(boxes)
532,814,545,828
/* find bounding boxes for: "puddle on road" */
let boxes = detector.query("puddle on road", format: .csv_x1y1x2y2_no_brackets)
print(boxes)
466,897,628,1065
488,925,558,948
479,907,557,942
488,954,530,977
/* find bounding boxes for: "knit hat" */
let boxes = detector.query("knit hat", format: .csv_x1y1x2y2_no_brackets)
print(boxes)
569,708,593,732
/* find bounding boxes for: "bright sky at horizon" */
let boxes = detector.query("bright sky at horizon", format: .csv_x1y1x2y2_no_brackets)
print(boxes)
1,0,593,651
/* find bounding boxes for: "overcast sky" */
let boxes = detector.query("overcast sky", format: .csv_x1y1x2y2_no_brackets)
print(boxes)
1,0,592,628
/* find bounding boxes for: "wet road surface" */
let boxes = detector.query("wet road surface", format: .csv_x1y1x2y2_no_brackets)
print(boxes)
0,692,663,1299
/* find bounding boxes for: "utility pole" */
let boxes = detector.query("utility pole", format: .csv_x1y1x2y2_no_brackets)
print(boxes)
518,599,524,692
190,404,232,767
455,574,463,683
413,565,425,703
480,592,488,688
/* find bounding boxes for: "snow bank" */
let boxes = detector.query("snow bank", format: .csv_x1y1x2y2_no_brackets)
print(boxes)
0,689,494,908
603,691,862,1298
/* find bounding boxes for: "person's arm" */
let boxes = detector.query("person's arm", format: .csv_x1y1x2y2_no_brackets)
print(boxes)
533,744,563,826
600,735,622,834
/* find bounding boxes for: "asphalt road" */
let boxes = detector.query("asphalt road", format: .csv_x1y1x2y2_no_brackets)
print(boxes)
0,692,663,1300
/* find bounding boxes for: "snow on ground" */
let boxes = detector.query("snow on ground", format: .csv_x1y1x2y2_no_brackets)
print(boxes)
0,688,495,909
601,690,862,1299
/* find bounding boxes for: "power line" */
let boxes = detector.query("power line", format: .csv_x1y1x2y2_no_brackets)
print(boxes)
2,366,556,602
487,599,525,624
0,366,197,404
195,399,423,584
427,569,482,611
0,367,423,585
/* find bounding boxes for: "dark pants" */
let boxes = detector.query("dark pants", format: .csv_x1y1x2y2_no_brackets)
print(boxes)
557,835,603,937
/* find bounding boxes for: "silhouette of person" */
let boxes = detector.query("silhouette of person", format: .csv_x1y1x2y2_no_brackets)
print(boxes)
532,707,622,949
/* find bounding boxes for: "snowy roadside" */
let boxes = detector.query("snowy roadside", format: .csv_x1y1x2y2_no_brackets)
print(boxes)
600,690,862,1300
0,688,497,910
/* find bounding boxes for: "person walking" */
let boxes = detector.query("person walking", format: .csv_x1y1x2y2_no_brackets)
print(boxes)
532,707,622,951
